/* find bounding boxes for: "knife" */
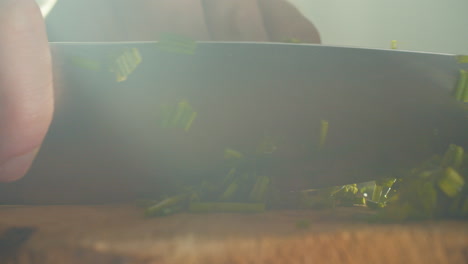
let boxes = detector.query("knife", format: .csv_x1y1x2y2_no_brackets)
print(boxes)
1,42,466,204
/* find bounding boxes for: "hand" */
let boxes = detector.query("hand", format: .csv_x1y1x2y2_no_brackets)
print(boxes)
45,0,321,43
0,0,53,182
0,0,319,185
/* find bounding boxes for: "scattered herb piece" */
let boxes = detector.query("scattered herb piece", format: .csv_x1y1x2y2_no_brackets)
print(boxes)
145,193,190,217
249,175,271,203
456,55,468,63
142,135,466,222
70,56,101,71
375,144,467,221
318,120,329,150
159,99,197,131
454,70,468,102
108,47,142,82
438,167,464,198
441,144,464,170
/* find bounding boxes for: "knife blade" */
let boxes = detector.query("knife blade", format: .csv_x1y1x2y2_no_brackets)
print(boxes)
1,42,466,203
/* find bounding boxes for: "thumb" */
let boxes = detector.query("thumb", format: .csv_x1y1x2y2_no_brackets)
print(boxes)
0,0,54,182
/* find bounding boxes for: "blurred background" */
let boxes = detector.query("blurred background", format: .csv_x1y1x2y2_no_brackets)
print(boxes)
289,0,468,54
37,0,468,54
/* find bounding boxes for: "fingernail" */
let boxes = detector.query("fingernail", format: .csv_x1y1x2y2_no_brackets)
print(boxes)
0,148,39,182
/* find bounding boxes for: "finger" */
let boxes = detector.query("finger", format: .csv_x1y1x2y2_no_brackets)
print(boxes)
0,0,54,182
45,0,211,41
201,0,269,41
257,0,321,43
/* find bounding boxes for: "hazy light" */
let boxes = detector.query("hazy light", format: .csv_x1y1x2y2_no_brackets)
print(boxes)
35,0,58,17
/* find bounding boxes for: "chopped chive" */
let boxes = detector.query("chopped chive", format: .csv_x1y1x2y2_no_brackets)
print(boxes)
131,48,143,64
454,70,467,101
442,144,464,170
145,193,189,217
108,47,142,82
456,55,468,64
170,101,187,126
220,182,239,201
438,167,464,198
70,56,101,71
318,120,329,150
249,175,270,202
184,112,197,131
224,148,244,160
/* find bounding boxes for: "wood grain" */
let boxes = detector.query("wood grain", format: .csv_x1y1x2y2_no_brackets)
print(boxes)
0,205,466,264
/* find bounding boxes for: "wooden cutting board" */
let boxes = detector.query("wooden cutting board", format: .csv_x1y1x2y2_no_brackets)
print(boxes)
0,205,466,264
